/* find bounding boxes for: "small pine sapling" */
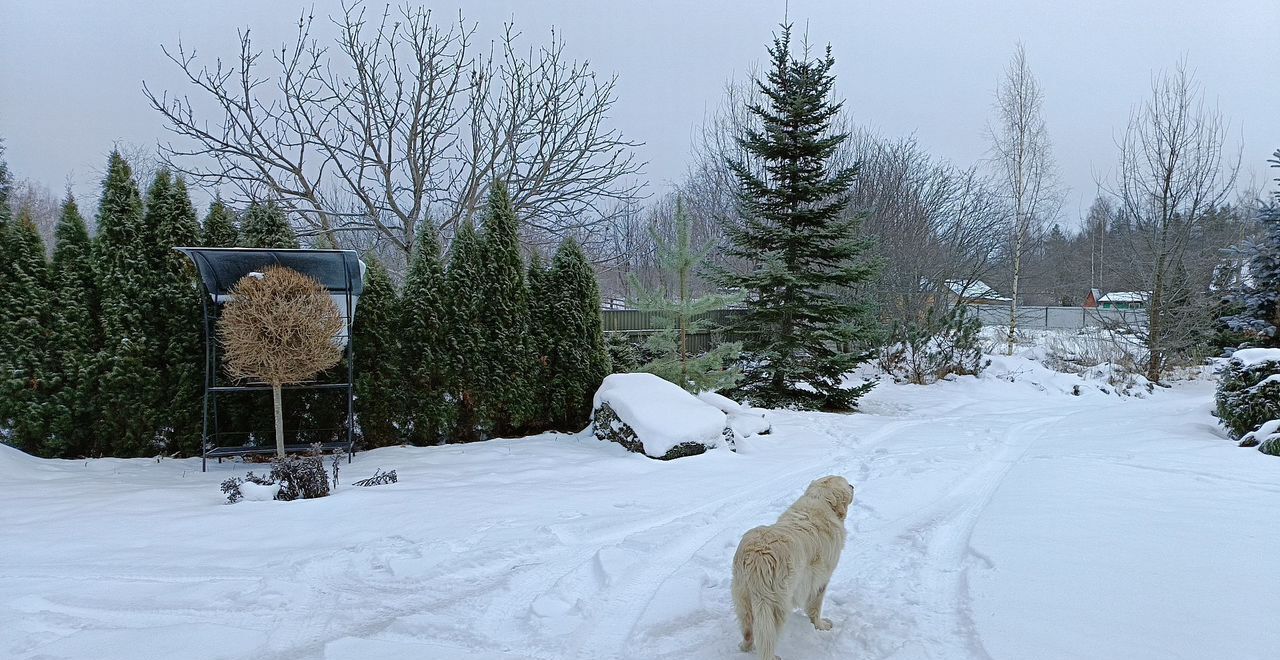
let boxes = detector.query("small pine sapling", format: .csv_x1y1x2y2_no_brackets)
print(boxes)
629,197,743,393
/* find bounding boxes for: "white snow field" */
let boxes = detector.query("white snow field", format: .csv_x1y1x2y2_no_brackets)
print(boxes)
3,355,1278,660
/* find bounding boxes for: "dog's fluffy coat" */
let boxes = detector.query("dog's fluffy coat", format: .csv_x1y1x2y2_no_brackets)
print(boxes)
731,475,854,660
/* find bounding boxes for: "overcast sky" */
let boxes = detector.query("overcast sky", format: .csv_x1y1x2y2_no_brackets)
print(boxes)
2,0,1277,226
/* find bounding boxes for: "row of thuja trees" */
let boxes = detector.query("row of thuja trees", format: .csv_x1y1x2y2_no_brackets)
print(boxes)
355,182,609,447
0,147,610,457
0,151,329,457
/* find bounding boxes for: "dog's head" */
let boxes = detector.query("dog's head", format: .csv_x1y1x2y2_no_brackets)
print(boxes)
807,475,855,520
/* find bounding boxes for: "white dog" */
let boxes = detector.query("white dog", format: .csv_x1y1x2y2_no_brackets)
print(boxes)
731,475,854,660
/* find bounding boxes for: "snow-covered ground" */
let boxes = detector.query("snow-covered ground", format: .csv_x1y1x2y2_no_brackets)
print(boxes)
2,353,1277,660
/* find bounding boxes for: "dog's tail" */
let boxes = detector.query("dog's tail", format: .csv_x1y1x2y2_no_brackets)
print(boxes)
751,595,782,660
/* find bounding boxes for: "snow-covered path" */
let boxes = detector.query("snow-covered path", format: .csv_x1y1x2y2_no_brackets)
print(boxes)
2,364,1278,660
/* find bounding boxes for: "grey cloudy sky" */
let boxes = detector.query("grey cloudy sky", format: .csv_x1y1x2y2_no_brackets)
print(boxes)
2,0,1277,226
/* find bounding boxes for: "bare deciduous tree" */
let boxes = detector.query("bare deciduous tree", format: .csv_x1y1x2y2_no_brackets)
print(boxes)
851,136,1005,324
1109,62,1239,382
989,43,1061,354
145,2,644,267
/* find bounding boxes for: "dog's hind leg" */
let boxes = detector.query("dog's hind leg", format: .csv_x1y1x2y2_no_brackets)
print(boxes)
806,584,833,631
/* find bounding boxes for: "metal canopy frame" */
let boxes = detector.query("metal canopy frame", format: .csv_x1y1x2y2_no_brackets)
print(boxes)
175,247,365,472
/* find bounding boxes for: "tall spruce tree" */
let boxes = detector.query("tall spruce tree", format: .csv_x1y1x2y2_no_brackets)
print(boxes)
352,256,402,446
1221,150,1280,347
477,182,534,434
239,202,299,248
631,197,743,392
45,197,102,457
2,211,52,452
443,221,487,441
544,238,609,431
400,226,452,445
711,25,880,410
95,152,159,455
202,198,239,247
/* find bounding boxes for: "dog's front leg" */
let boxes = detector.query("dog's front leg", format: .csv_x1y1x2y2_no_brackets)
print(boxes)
806,584,833,631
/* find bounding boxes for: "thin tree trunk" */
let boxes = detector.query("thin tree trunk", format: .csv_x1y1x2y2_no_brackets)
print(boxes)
273,382,285,458
679,261,689,386
1009,230,1021,355
1008,173,1024,356
1147,252,1166,383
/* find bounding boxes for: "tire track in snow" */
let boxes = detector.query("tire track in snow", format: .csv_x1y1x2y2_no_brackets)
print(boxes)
836,405,1071,659
458,415,941,658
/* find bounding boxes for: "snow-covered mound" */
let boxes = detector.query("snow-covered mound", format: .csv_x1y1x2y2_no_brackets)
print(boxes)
972,327,1160,396
697,390,771,437
238,480,281,502
591,373,733,459
1227,347,1280,367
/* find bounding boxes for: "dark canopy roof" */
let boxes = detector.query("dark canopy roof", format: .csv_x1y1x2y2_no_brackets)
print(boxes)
175,247,365,298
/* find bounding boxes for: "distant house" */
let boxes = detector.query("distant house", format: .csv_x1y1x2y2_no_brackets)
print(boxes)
943,279,1011,305
1084,288,1103,308
1097,291,1148,310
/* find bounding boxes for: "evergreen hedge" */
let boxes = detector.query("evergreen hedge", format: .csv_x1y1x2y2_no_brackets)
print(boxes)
0,155,610,455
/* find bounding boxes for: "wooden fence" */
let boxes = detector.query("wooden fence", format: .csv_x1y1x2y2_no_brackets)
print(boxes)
601,309,746,353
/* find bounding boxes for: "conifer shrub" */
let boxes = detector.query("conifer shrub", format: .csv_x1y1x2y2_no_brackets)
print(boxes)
879,305,987,385
475,182,536,435
1214,351,1280,443
605,333,643,373
443,221,486,441
352,257,402,447
400,227,452,445
543,239,610,430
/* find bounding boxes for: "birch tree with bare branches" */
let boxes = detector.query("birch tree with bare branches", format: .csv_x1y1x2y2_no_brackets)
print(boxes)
1110,62,1239,382
988,43,1060,354
144,2,644,268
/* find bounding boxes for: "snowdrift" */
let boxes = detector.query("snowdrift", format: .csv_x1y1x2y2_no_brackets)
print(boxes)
697,390,771,438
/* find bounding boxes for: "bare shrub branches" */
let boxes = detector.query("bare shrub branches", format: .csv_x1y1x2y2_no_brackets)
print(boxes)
218,265,344,386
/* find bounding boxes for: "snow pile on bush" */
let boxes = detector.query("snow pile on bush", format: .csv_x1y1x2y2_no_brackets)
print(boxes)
1214,348,1280,456
697,391,771,438
1239,419,1280,455
219,455,332,503
591,373,736,460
